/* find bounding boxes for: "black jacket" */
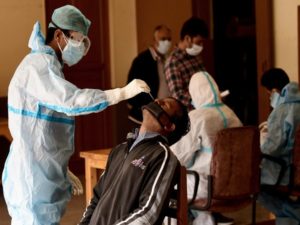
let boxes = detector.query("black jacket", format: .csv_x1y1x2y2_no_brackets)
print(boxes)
79,135,179,225
127,49,159,123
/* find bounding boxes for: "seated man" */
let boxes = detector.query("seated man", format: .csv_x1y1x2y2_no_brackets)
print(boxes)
258,68,300,225
171,72,242,225
79,97,190,225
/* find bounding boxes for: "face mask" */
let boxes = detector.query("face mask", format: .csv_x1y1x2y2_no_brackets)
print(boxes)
57,34,85,66
186,43,203,56
157,40,171,55
142,102,172,128
270,91,280,108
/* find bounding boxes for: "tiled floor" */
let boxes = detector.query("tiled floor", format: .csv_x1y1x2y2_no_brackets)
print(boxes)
0,178,272,225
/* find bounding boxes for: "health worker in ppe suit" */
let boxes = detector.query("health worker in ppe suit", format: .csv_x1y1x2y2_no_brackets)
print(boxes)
2,5,150,225
170,72,242,225
258,68,300,225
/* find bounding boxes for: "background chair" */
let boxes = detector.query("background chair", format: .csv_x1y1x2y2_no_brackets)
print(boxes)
189,126,261,225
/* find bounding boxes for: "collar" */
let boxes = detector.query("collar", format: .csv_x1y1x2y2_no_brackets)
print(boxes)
149,46,163,61
129,130,167,152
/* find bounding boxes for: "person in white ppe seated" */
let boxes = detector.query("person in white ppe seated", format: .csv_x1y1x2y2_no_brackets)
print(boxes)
170,72,242,225
1,5,150,225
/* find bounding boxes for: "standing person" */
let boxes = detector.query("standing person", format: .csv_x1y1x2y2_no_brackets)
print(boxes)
165,17,209,111
171,72,242,225
79,97,190,225
258,68,300,225
2,5,150,225
127,25,172,124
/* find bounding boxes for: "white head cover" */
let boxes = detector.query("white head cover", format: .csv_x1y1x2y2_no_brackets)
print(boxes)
189,71,221,109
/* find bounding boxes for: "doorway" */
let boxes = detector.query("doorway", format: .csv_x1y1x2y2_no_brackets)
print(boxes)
193,0,258,125
213,0,257,125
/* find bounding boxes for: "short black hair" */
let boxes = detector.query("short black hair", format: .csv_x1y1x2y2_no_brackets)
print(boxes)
261,68,290,92
167,98,190,145
45,27,70,45
180,17,209,40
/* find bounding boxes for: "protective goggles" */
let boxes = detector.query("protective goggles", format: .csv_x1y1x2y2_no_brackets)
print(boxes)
67,31,91,55
50,21,91,55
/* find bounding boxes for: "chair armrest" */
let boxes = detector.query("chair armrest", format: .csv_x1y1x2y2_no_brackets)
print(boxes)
187,170,213,210
189,175,213,211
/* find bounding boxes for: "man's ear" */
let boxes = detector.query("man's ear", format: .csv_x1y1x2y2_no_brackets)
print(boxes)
54,29,63,42
164,123,175,132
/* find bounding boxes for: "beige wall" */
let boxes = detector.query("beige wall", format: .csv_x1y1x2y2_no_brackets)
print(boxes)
273,0,300,82
136,0,192,52
108,0,138,88
0,0,45,96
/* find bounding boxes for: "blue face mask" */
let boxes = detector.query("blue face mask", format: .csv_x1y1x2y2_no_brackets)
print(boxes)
62,40,85,66
57,34,86,66
270,91,281,108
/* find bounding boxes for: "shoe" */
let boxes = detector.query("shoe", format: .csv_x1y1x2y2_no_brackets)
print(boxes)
212,213,234,225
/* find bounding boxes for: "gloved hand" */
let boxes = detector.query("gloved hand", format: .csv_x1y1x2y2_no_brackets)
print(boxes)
104,79,150,105
67,168,83,196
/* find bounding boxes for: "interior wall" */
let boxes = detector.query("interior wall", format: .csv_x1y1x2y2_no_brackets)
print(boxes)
0,0,45,97
108,0,137,88
273,0,300,82
136,0,192,53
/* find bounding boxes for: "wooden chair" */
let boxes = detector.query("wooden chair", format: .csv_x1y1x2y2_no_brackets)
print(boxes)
188,126,261,225
165,165,188,225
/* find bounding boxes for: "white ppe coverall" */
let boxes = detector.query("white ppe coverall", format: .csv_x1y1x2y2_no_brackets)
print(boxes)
1,22,149,225
171,71,242,225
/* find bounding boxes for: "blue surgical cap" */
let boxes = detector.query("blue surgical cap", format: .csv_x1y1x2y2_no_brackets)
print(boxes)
49,5,91,36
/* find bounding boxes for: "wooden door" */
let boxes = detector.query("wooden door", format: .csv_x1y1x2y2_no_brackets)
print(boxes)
193,0,258,125
45,0,112,173
255,0,274,123
192,0,215,76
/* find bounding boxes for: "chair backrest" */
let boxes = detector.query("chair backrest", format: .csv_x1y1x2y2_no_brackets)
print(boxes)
189,126,260,224
164,165,188,225
211,126,261,200
292,125,300,189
